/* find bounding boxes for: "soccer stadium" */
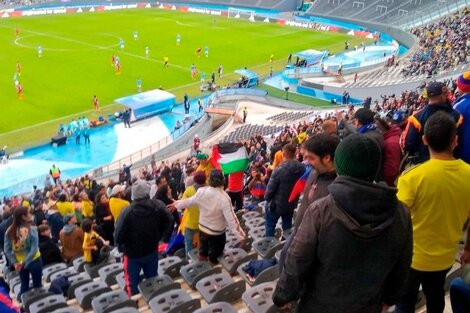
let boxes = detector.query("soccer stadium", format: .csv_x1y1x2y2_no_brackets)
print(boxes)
0,0,469,311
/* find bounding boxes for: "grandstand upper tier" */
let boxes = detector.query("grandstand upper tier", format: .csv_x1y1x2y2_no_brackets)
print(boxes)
308,0,468,28
2,0,302,11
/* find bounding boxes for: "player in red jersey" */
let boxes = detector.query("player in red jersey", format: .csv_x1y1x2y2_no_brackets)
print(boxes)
15,27,20,37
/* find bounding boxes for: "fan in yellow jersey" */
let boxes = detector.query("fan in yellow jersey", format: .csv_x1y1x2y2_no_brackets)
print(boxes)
396,111,470,313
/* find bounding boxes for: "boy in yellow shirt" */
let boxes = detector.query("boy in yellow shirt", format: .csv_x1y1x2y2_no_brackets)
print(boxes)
82,218,108,264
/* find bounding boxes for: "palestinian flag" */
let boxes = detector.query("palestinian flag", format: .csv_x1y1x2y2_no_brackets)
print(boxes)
211,143,249,174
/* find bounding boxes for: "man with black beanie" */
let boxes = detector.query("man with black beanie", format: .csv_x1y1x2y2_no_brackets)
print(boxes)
273,134,412,313
114,179,174,296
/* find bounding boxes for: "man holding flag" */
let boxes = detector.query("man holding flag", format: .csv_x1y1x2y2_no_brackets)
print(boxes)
211,143,250,212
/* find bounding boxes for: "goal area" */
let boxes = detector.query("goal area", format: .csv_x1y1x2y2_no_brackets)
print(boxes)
227,7,256,21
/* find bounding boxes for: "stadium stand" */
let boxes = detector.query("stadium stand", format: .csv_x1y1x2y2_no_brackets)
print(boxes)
308,0,468,26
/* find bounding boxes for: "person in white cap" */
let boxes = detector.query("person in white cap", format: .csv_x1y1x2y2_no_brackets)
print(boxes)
109,184,129,222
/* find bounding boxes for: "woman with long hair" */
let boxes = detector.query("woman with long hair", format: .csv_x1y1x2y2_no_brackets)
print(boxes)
4,206,43,301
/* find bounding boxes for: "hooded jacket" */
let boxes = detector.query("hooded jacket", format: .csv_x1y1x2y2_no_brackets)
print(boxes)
273,176,412,313
59,225,84,262
382,125,402,186
114,197,173,259
265,159,305,215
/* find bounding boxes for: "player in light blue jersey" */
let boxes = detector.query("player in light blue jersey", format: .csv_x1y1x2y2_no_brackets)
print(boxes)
120,39,124,49
176,33,181,45
204,46,209,58
133,31,138,40
145,46,149,58
37,45,42,57
136,77,142,92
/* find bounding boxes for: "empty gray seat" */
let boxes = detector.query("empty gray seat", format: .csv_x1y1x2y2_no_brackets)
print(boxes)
196,273,245,304
115,272,126,290
67,273,92,299
98,263,123,286
50,267,78,282
225,234,242,250
149,289,201,313
29,294,67,313
138,275,181,302
179,261,221,289
72,256,85,272
245,217,265,230
9,276,20,290
242,211,261,222
74,280,112,310
5,270,18,285
242,282,278,313
252,237,283,259
194,302,237,313
91,289,137,313
53,307,80,313
84,261,113,278
43,263,67,282
158,256,188,278
21,287,53,313
248,226,266,242
107,308,140,313
218,248,257,275
237,261,279,287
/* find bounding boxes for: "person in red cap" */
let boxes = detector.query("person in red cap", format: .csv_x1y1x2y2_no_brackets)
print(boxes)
453,71,470,164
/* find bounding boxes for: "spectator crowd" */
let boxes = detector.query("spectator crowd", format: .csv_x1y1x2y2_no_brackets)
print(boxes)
401,7,469,77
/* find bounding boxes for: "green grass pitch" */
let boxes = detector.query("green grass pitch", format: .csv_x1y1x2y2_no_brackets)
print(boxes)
0,9,355,146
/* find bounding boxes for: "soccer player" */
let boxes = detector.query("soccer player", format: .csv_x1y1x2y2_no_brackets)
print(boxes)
190,64,197,80
145,46,149,58
15,27,20,37
37,45,43,58
136,77,142,92
115,61,121,75
163,56,169,67
218,64,223,78
204,46,209,58
176,33,181,45
16,61,21,76
270,53,274,63
195,47,202,58
119,39,124,50
93,95,99,112
16,82,23,100
111,54,116,66
200,72,206,83
133,31,138,41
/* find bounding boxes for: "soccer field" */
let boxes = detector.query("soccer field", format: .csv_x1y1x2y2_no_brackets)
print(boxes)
0,9,356,144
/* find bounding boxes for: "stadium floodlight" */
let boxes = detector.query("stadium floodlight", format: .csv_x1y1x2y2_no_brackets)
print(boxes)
228,7,256,21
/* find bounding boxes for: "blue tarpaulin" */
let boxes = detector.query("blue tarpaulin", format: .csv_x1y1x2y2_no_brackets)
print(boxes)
115,89,176,122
